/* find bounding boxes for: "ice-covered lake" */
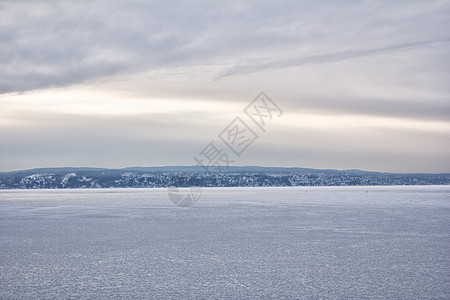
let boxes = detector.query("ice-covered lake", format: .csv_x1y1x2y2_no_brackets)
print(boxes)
1,186,449,299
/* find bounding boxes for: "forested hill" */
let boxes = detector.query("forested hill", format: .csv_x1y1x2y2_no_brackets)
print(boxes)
0,167,448,189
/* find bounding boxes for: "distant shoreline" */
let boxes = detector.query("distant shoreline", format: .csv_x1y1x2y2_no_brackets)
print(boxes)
1,167,448,189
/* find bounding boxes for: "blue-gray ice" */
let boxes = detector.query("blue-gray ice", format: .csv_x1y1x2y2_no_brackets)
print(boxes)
1,186,449,299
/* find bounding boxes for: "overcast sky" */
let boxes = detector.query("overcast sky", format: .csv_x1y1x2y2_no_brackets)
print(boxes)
1,0,449,173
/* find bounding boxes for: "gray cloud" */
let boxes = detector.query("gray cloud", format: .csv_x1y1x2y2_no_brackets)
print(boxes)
283,96,450,122
1,0,449,93
2,109,448,173
218,39,450,78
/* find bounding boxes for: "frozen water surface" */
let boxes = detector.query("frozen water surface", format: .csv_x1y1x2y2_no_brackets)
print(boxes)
1,186,449,299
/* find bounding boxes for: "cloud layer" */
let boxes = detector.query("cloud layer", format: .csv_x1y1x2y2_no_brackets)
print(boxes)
0,0,449,172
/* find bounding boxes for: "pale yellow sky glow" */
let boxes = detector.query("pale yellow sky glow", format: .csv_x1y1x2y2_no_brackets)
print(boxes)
2,88,449,134
0,89,241,117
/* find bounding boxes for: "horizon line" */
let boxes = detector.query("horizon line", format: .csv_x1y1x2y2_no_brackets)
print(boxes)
1,165,449,176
